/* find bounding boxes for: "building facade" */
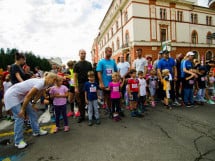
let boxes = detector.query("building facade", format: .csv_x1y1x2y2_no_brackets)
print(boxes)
91,0,215,64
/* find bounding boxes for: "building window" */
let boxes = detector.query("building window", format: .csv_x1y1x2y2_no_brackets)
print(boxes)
206,51,213,61
116,21,119,30
117,38,120,49
112,42,115,51
206,16,212,26
160,8,167,20
160,28,167,42
206,32,212,44
177,11,183,22
111,28,114,37
124,11,128,23
191,31,198,44
125,31,129,47
191,13,198,24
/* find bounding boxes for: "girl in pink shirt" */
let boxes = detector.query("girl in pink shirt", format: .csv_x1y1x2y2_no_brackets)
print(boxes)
108,72,124,121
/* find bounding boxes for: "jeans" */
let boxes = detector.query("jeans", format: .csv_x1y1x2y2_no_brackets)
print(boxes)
88,100,99,120
54,105,68,127
195,88,206,102
183,88,194,105
11,103,40,144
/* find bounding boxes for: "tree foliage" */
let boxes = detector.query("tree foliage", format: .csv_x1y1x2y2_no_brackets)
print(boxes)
0,48,51,72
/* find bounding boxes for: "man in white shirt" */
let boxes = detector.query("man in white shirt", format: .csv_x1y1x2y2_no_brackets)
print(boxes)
132,48,148,76
117,55,130,78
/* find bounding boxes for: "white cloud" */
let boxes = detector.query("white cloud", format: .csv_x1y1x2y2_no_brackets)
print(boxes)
0,0,110,64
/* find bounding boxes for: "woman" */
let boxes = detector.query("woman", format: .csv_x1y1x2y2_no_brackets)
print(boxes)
10,52,26,85
4,72,57,149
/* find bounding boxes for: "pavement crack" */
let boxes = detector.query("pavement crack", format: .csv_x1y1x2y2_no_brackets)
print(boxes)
159,126,172,139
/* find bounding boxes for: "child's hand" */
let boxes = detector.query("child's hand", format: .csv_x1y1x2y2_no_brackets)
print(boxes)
85,100,89,104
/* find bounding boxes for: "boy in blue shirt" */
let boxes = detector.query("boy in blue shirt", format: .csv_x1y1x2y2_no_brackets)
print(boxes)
84,71,100,126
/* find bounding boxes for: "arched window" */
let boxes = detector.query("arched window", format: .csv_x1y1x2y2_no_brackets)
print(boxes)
116,37,120,49
193,51,199,60
205,51,213,61
206,32,212,44
191,30,198,44
125,31,129,47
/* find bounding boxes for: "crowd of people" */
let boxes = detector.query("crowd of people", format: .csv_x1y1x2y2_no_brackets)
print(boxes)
0,47,214,149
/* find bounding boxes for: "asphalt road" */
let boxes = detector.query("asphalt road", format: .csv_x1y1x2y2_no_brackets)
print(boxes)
0,103,215,161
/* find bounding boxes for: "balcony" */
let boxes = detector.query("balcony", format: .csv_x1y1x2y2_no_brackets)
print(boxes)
209,0,215,9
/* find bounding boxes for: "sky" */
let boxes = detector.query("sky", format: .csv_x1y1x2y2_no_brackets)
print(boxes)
0,0,208,64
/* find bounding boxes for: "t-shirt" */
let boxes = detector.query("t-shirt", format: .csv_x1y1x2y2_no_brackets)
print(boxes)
109,82,121,99
138,78,146,96
49,85,68,106
197,74,206,89
74,60,92,90
181,60,193,78
117,62,130,78
3,81,12,94
132,58,148,73
10,64,26,85
157,58,176,76
127,78,139,92
84,81,98,101
4,78,47,110
148,76,158,88
96,59,117,87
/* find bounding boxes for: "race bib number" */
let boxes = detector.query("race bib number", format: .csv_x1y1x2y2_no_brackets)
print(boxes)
113,86,119,92
132,84,138,89
189,80,194,85
106,68,113,76
201,77,205,81
90,87,97,92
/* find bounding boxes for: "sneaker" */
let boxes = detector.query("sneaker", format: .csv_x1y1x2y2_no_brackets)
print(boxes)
75,111,80,117
207,100,215,105
33,129,48,136
15,140,27,149
96,119,101,125
151,101,155,107
64,126,69,132
185,104,191,108
172,101,181,106
102,104,107,109
130,111,137,117
54,127,59,133
88,120,93,126
51,117,56,123
67,111,73,117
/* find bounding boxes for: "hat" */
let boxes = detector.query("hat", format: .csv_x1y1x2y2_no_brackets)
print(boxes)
186,51,195,56
159,50,163,54
162,50,169,54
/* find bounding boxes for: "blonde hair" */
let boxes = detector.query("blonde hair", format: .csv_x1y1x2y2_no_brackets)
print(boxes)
162,69,169,77
112,72,120,81
44,72,57,79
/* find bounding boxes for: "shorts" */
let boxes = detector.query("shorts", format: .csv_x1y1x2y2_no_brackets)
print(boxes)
129,92,138,101
149,88,156,96
69,86,75,93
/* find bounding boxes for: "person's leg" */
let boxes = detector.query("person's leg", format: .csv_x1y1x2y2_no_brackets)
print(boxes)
61,105,68,126
54,106,60,128
76,90,86,121
11,104,24,145
25,103,40,133
116,99,120,113
93,100,100,120
190,88,194,105
183,88,189,105
88,101,93,121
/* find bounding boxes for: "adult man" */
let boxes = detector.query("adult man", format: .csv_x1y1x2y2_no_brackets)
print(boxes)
96,47,117,117
74,49,92,123
117,54,130,78
175,53,184,99
157,50,180,106
132,48,148,76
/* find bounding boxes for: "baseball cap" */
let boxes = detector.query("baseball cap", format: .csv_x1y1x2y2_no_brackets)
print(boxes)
186,51,195,56
159,50,163,54
162,50,169,54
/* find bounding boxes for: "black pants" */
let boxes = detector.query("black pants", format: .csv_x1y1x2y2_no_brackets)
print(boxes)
111,98,120,113
54,105,68,127
76,88,86,119
175,78,182,98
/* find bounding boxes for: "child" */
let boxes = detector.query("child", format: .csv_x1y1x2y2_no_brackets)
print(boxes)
137,71,147,113
206,70,215,104
84,71,100,126
49,76,69,132
127,69,141,117
161,69,172,109
183,69,196,107
147,70,158,107
195,67,207,105
3,74,13,120
108,72,124,121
